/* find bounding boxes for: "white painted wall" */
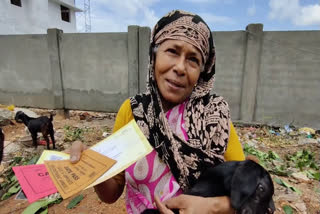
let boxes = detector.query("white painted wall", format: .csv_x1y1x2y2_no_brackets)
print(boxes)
48,1,77,33
0,0,79,35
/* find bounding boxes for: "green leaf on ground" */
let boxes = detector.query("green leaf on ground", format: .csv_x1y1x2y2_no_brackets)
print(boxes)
22,198,60,214
283,205,293,214
22,199,53,214
1,156,44,202
1,182,20,200
268,151,281,160
243,143,284,171
39,208,48,214
306,170,319,180
10,175,17,182
286,149,319,171
274,177,301,194
7,183,21,194
64,126,85,142
67,194,84,209
244,144,320,178
26,155,40,165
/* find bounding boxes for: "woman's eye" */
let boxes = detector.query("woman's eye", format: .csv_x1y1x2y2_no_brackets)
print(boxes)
167,48,177,54
189,57,200,65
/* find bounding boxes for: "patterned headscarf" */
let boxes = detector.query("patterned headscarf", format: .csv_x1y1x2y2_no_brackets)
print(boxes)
130,10,230,190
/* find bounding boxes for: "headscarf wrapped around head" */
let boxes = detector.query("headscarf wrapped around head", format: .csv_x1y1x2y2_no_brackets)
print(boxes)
130,10,230,190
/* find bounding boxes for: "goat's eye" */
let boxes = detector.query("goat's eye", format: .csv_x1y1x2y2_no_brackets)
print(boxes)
258,184,264,192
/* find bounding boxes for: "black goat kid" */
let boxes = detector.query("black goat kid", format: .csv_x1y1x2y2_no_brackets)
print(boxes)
15,111,56,150
143,160,275,214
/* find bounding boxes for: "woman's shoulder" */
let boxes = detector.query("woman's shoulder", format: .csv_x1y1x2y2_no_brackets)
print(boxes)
208,94,229,105
113,99,134,133
119,99,131,111
116,98,133,119
204,94,230,114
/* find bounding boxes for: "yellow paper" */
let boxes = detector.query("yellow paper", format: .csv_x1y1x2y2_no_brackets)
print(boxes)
45,149,116,199
87,119,153,188
37,150,70,164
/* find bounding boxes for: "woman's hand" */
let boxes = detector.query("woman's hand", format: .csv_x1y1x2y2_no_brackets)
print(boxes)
65,141,87,163
65,141,125,203
155,195,235,214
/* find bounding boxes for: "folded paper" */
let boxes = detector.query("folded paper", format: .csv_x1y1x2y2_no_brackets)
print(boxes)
45,149,116,199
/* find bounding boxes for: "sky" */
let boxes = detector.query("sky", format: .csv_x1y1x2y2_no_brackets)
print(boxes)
74,0,320,33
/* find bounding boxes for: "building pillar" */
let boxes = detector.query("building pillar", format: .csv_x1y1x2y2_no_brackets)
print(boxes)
240,24,263,122
128,25,139,97
138,27,151,93
47,28,69,118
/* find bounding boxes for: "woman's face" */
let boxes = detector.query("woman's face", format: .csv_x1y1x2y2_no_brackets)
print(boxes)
155,39,203,110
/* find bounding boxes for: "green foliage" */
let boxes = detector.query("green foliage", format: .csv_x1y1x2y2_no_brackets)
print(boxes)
64,125,85,142
274,177,301,194
67,194,84,209
244,144,281,163
39,208,48,214
22,198,60,214
243,143,288,175
282,205,294,214
27,155,40,165
286,149,319,171
244,144,320,179
1,181,20,200
306,169,320,181
0,155,39,201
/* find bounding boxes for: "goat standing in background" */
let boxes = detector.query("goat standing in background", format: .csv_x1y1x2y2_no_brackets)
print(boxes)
15,111,56,150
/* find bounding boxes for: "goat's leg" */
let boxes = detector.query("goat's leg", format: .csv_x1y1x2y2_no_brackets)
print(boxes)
43,134,51,150
31,133,38,149
50,133,56,150
49,128,56,150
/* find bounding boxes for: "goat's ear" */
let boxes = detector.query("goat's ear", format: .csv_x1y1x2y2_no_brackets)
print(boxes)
15,111,22,117
230,160,262,210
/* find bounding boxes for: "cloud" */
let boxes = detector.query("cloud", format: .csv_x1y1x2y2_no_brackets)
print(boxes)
247,5,256,16
298,4,320,25
199,13,234,25
75,0,159,32
268,0,320,26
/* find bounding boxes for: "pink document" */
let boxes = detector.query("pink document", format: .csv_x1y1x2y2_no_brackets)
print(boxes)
12,164,57,203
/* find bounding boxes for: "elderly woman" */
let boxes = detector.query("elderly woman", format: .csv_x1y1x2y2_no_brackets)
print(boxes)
70,10,245,214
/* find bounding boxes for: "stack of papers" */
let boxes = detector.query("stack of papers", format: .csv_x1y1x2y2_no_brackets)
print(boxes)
13,120,153,202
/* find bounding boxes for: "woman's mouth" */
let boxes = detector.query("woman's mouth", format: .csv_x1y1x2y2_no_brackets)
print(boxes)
166,79,184,89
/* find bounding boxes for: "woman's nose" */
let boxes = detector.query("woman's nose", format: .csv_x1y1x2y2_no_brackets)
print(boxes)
173,56,186,76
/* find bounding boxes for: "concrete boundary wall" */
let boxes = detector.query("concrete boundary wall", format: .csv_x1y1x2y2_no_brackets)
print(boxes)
0,25,319,128
0,34,53,108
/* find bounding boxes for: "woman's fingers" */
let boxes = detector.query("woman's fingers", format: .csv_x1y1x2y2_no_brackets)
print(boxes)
163,195,186,209
69,141,87,163
154,196,175,214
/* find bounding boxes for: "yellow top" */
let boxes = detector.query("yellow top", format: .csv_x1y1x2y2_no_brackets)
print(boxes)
113,99,245,161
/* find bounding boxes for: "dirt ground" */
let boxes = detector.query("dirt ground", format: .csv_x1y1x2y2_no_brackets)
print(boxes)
0,108,319,214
